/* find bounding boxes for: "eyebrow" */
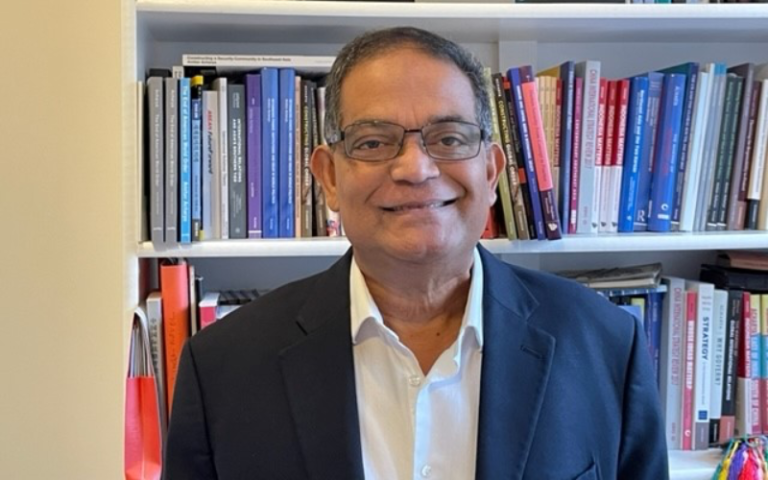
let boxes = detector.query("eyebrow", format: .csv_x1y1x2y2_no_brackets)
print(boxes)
345,114,474,128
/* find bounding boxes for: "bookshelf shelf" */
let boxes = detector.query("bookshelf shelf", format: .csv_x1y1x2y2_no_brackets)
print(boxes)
137,231,768,258
126,2,768,478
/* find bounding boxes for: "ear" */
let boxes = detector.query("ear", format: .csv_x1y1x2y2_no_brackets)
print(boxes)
485,142,506,206
310,144,340,212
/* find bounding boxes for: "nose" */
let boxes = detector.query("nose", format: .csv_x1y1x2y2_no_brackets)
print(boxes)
389,134,440,184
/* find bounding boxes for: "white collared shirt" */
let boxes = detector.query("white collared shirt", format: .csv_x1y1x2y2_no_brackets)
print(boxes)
350,248,484,480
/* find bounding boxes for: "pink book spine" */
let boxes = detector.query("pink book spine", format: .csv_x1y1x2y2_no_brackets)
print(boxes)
682,291,697,450
569,77,584,234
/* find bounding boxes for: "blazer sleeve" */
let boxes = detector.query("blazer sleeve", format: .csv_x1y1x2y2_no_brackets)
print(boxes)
163,341,218,480
617,315,670,480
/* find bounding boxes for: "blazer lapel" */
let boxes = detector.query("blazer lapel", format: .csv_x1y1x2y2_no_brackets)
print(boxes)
279,250,365,480
475,247,556,480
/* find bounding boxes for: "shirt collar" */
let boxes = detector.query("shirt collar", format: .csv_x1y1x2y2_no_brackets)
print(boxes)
349,248,484,349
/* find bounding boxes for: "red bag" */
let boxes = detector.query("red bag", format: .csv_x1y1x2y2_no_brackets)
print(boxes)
124,311,162,480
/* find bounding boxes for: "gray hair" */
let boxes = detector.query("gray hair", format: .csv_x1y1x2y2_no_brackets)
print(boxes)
323,27,491,143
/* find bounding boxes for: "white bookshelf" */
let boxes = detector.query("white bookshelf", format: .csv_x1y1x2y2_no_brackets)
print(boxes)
125,2,768,478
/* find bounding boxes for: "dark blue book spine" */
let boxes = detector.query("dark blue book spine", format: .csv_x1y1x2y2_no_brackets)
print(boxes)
261,68,279,238
508,66,545,240
618,76,649,232
246,74,263,239
558,61,575,234
278,68,296,238
179,77,192,243
648,73,686,232
190,78,203,241
634,72,664,232
649,291,664,386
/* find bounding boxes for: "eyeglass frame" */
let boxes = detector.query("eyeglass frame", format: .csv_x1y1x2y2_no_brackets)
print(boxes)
325,120,488,162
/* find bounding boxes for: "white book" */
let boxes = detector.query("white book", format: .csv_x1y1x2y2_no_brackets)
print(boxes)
214,78,230,240
660,276,686,449
678,70,713,232
182,54,334,73
145,292,168,436
575,60,601,234
685,279,714,450
202,90,219,240
753,64,768,229
709,289,728,442
694,64,727,232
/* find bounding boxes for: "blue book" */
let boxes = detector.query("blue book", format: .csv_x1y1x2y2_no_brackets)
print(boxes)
659,63,699,231
507,66,545,240
245,73,263,239
278,68,296,238
618,76,650,232
648,73,686,232
261,68,279,238
190,76,203,241
558,61,575,234
633,72,664,232
179,77,192,243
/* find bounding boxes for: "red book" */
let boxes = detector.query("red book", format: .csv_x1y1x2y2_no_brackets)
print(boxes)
198,292,221,330
609,79,631,233
569,77,584,234
681,290,697,450
160,260,190,413
597,79,612,233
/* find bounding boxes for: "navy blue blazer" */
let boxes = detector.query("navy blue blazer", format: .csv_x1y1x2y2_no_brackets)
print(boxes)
164,246,669,480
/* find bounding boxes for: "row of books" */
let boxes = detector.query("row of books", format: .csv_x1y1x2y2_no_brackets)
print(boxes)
563,252,768,451
143,55,342,247
138,258,259,442
483,60,768,241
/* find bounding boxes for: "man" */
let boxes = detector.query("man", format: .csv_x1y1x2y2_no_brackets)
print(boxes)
164,27,668,480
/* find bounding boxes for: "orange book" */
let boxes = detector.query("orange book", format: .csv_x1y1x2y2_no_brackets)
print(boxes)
160,260,190,413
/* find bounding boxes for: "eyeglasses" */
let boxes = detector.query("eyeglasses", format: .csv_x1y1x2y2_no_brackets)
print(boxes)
326,120,485,162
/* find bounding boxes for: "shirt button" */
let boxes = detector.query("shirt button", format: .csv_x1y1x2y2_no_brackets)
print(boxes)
421,465,432,477
408,375,421,387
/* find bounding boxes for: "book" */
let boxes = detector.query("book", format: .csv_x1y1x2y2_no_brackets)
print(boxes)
190,76,204,241
261,68,279,238
752,64,768,229
700,264,768,292
648,73,686,232
213,78,229,240
159,260,190,414
708,288,728,445
681,290,697,450
227,83,247,239
634,72,664,232
717,250,768,271
146,77,165,247
593,78,607,234
556,262,662,289
574,60,602,234
719,289,744,443
144,292,167,435
569,76,584,234
695,63,727,232
724,64,756,231
599,80,617,233
618,75,650,232
278,68,296,238
245,73,263,239
660,276,686,449
182,54,334,73
299,80,316,238
165,77,179,246
179,77,192,244
198,292,220,330
608,80,630,233
685,279,714,450
201,89,219,240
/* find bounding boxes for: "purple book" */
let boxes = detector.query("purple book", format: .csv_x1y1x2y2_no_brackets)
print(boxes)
246,73,262,238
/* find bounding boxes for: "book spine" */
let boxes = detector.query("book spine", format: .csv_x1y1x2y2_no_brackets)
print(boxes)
737,292,755,436
609,80,630,233
708,289,728,445
198,292,220,330
689,281,714,450
679,71,713,232
695,64,727,232
682,290,697,451
748,294,762,434
520,66,562,240
569,77,583,234
599,80,617,233
761,294,768,434
300,80,314,238
160,261,190,414
669,64,699,232
508,67,545,239
145,292,167,432
648,73,686,232
146,78,165,247
201,90,219,240
293,76,302,238
214,78,229,239
747,80,768,229
737,81,760,231
660,277,685,449
278,68,296,238
618,76,649,232
228,84,247,238
634,72,663,232
725,65,755,231
558,62,575,233
491,73,523,240
708,75,743,231
575,61,601,234
165,78,179,246
190,76,203,241
245,74,262,239
179,77,192,244
719,289,744,443
503,78,533,239
261,68,279,238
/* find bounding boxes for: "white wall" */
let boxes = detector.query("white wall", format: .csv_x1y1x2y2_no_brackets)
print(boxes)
0,0,124,477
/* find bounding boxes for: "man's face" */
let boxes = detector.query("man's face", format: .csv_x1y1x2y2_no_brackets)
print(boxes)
312,48,504,266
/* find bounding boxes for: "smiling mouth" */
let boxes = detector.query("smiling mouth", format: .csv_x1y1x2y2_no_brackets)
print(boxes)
382,199,456,212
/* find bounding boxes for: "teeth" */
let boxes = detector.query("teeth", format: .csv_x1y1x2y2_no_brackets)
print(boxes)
390,201,447,212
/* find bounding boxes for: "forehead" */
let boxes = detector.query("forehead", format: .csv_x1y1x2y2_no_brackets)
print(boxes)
338,48,477,127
